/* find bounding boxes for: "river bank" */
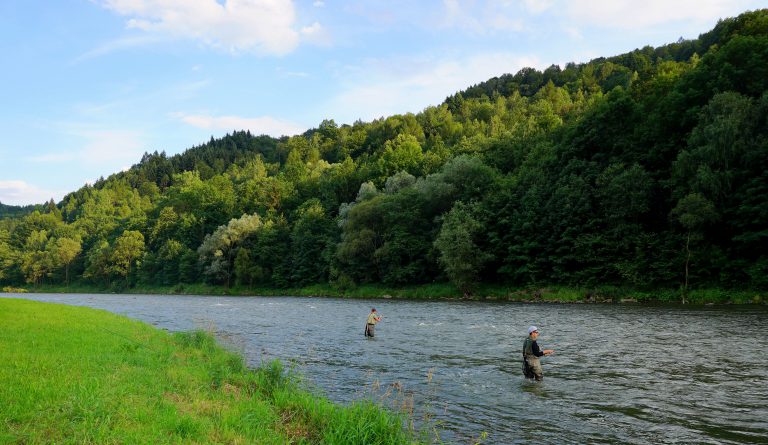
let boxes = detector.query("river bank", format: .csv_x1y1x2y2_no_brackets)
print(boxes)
6,293,767,443
0,298,427,444
7,282,765,304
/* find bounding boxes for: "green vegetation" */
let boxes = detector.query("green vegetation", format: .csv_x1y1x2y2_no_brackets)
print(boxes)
1,10,767,302
0,298,426,444
14,282,765,305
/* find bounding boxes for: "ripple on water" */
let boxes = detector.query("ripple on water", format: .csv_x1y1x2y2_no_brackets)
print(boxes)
6,294,768,445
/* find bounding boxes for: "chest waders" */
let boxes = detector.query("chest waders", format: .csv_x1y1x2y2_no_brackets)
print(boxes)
522,337,543,380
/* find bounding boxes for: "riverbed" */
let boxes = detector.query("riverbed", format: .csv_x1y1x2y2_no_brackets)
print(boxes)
4,293,767,444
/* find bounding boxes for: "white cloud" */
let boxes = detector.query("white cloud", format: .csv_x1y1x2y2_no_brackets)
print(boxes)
313,0,325,7
300,21,332,46
26,128,147,166
523,0,553,14
72,35,161,63
99,0,310,54
0,180,67,206
438,0,758,36
174,113,306,137
563,26,583,40
440,0,526,34
327,52,542,124
78,129,148,164
276,67,310,77
560,0,756,29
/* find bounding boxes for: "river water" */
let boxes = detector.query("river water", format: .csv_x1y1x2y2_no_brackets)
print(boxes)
4,293,767,444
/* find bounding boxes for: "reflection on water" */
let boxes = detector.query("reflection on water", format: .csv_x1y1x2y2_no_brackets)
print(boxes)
5,293,768,444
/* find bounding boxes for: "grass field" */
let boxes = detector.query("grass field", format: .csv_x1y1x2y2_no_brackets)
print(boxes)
0,298,427,444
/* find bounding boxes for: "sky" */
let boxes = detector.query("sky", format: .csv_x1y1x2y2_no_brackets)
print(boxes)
0,0,765,206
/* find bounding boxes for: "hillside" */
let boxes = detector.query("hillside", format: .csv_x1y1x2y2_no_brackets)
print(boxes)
1,9,766,297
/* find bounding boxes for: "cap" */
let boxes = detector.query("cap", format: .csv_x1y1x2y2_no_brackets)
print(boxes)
528,326,539,334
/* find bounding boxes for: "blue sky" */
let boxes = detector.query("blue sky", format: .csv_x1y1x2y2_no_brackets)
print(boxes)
0,0,765,206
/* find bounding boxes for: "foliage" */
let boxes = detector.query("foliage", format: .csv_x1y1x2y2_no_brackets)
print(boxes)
0,298,424,444
198,213,263,287
434,201,492,295
1,9,767,295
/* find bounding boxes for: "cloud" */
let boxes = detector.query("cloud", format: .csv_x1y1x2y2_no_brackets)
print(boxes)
276,67,310,77
438,0,758,36
72,35,161,63
78,129,148,164
0,180,67,206
99,0,311,54
523,0,553,14
174,113,306,137
301,21,332,46
327,52,542,124
440,0,526,34
559,0,757,29
26,128,147,166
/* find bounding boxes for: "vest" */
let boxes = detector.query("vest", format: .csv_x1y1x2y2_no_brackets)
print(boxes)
522,336,534,358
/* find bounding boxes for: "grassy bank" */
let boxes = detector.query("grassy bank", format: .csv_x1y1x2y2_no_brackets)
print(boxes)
12,281,767,305
0,298,427,444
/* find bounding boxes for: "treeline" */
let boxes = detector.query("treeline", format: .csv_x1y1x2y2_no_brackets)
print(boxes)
0,202,46,219
1,10,766,295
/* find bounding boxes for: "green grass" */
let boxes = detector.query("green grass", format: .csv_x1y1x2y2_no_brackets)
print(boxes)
0,298,427,444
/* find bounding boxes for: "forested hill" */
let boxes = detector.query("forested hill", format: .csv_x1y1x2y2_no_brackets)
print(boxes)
450,10,765,102
0,202,47,219
1,9,766,295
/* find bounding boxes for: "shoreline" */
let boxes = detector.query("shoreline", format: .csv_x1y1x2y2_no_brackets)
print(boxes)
4,282,765,305
0,298,428,444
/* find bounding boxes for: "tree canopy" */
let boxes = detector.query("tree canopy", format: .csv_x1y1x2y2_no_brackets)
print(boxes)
2,10,767,294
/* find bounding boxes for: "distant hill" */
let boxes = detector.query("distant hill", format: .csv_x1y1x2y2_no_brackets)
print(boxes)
0,202,45,219
1,9,766,296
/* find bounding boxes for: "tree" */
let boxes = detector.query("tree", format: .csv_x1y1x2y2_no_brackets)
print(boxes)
234,248,260,287
376,134,424,183
245,217,291,287
50,237,82,285
156,239,186,285
0,229,18,282
435,202,492,296
289,199,337,285
84,240,111,285
109,231,145,283
20,230,53,285
150,206,179,248
198,213,262,287
20,250,51,285
670,193,719,302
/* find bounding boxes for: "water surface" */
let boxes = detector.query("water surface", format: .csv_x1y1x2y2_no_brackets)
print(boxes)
5,293,767,444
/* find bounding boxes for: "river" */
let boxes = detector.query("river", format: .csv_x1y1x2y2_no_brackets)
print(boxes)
4,293,767,444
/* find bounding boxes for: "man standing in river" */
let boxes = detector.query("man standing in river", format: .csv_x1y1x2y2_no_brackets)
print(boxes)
522,326,554,381
364,308,381,338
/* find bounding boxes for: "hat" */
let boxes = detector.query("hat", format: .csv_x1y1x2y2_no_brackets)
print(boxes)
528,326,539,334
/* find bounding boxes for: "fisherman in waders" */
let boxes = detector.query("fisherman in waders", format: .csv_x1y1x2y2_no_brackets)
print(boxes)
364,308,381,338
522,326,554,381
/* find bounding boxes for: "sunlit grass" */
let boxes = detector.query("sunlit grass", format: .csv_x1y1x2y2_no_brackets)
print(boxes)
0,298,427,444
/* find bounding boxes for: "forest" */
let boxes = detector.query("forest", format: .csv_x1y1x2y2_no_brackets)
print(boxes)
1,10,766,298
